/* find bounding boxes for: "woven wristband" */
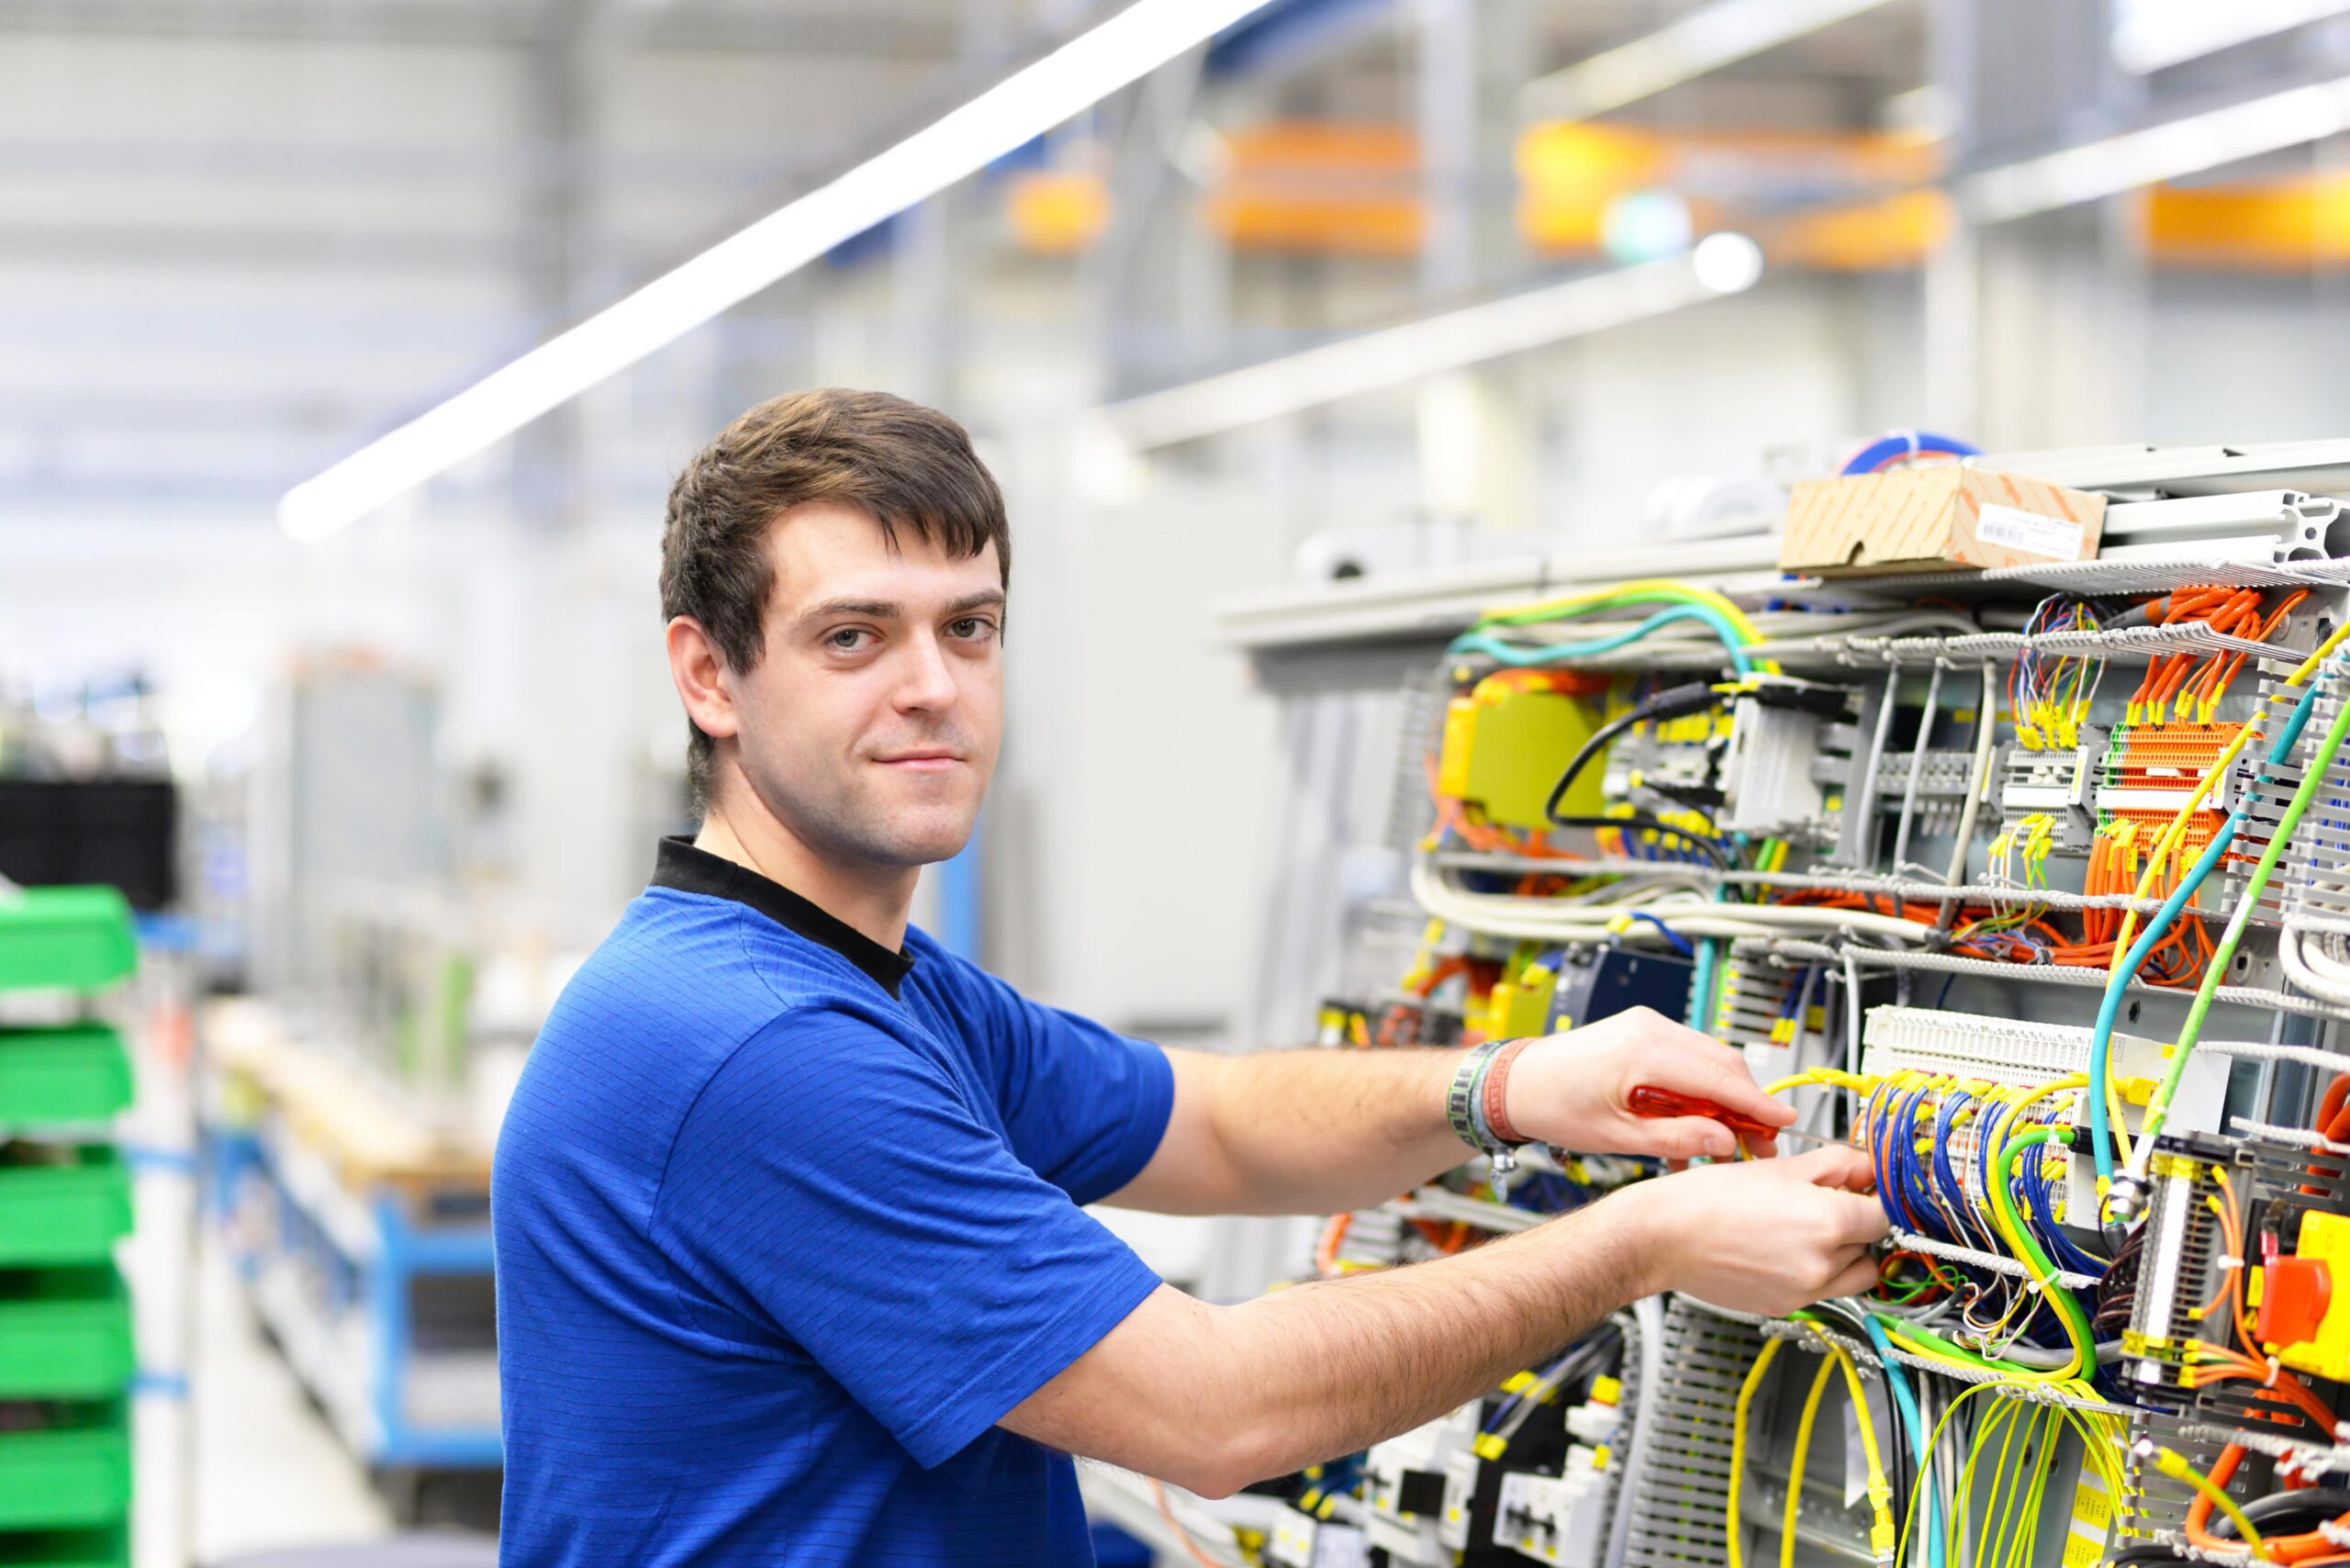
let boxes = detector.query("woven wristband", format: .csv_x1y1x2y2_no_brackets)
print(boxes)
1446,1041,1505,1153
1481,1036,1536,1147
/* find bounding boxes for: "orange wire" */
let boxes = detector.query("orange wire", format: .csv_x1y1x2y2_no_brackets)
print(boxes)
1151,1478,1236,1568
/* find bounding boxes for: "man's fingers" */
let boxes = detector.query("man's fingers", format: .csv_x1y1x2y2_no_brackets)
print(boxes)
1822,1252,1884,1300
1793,1143,1877,1192
1827,1190,1892,1245
1641,1115,1739,1163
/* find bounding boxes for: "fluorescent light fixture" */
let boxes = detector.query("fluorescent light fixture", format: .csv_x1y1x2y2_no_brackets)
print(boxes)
280,0,1273,542
1520,0,1891,122
1102,234,1763,451
1964,71,2350,223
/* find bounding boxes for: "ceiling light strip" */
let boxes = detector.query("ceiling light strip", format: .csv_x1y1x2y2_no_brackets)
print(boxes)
1518,0,1892,123
279,0,1272,541
1102,234,1763,451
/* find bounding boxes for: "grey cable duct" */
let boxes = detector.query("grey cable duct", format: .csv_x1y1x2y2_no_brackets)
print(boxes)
1603,1294,1665,1568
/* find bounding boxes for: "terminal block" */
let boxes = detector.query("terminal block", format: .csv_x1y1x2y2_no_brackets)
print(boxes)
1718,678,1857,844
1860,1007,2228,1226
1709,956,1822,1054
1601,716,1725,819
1998,741,2100,854
1364,1404,1480,1564
2097,720,2245,821
1489,1447,1613,1566
1428,1375,1626,1568
1870,745,1984,839
2124,1128,2350,1437
1265,1509,1370,1568
2232,678,2350,924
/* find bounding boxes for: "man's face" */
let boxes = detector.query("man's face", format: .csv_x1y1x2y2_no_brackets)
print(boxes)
726,501,1003,871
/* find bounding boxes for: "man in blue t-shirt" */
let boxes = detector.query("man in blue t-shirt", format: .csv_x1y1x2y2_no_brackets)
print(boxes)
492,388,1888,1566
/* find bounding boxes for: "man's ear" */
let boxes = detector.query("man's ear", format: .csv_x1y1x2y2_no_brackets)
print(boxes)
666,616,738,744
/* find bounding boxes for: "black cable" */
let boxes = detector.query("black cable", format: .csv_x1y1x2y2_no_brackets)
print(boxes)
1543,682,1729,828
2203,1485,2350,1539
1547,812,1734,869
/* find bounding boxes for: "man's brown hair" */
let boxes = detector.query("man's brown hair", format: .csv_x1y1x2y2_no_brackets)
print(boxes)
660,388,1010,809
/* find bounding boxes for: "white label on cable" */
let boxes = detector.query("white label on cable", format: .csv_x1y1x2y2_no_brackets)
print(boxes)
1841,1380,1895,1508
1976,503,2085,560
1842,1398,1866,1507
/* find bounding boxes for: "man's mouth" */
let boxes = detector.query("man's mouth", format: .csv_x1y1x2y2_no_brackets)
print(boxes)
876,749,965,771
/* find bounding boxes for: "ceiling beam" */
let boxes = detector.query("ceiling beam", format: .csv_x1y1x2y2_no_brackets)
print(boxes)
0,0,965,57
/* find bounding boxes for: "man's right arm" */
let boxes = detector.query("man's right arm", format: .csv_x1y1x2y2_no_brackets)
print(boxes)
1000,1145,1886,1498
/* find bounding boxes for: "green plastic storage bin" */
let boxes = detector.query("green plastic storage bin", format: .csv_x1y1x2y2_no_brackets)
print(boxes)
0,1523,128,1567
0,1150,131,1267
0,1026,131,1130
0,1271,131,1399
0,889,135,996
0,1403,130,1532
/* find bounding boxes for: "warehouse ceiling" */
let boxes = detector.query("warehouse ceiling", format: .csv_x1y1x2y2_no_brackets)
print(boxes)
0,0,1938,521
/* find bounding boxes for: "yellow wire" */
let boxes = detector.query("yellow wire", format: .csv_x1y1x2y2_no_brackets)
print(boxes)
1897,1380,2007,1567
2150,1444,2266,1554
1726,1338,1781,1568
1481,577,1769,646
2005,1408,2056,1568
1767,1069,1879,1096
1984,1400,2032,1562
1782,1356,1839,1568
1810,1332,1897,1564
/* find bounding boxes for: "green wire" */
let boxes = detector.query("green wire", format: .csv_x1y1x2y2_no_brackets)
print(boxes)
2140,664,2350,1149
1986,1126,2098,1361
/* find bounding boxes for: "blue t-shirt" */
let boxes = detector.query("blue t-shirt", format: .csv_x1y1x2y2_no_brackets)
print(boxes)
493,838,1175,1566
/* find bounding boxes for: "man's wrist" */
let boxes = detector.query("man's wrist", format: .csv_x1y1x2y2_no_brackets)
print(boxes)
1593,1182,1676,1300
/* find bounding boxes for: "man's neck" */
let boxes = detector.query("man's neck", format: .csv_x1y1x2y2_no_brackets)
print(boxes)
693,795,917,954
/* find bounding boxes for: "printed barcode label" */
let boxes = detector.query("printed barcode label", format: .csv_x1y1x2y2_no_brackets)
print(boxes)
1977,503,2085,560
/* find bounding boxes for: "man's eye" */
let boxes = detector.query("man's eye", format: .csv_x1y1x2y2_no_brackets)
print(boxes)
827,628,871,650
948,618,998,642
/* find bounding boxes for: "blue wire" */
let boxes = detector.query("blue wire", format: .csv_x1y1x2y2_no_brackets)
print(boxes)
1839,430,1980,476
1624,911,1696,958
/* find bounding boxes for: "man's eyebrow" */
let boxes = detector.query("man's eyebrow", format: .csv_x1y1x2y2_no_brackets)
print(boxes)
794,590,1004,628
796,598,899,627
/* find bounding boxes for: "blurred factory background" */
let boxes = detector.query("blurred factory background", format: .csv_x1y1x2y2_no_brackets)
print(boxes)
5,0,2350,1562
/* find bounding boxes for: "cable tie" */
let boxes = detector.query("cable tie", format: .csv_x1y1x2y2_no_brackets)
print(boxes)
2216,1254,2244,1271
2266,1355,2283,1387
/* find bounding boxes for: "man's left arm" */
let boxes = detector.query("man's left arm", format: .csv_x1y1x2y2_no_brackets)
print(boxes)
1103,1006,1795,1217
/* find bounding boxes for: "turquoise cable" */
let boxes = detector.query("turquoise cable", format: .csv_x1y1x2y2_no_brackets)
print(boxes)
1449,605,1757,676
2086,671,2325,1188
1860,1314,1942,1568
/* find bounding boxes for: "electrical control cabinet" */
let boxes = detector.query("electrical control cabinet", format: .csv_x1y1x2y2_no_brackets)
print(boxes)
1222,442,2350,1568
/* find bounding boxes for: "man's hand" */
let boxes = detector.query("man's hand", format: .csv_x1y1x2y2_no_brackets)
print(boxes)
1501,1005,1794,1161
1617,1145,1888,1316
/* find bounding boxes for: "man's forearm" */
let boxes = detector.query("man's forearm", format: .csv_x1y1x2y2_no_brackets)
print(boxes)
1192,1193,1653,1493
1197,1047,1467,1215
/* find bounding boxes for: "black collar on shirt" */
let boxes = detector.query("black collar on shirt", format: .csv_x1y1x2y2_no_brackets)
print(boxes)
650,836,915,998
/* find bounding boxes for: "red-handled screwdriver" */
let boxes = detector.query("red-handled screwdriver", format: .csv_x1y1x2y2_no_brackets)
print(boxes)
1627,1084,1781,1142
